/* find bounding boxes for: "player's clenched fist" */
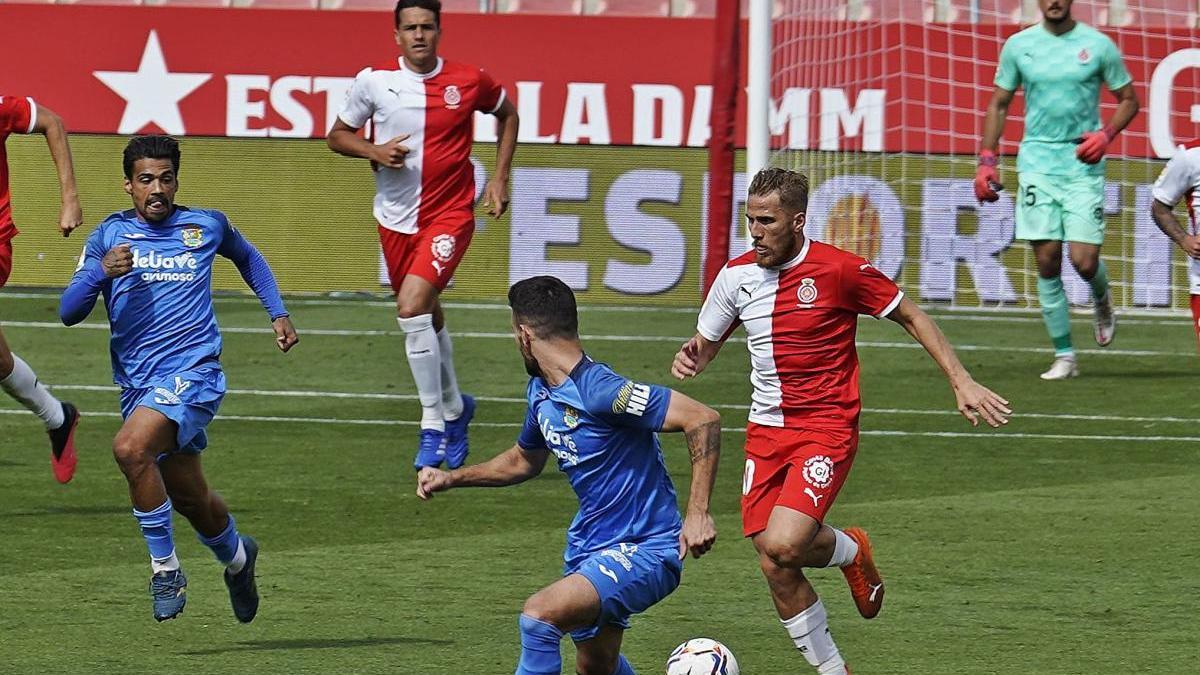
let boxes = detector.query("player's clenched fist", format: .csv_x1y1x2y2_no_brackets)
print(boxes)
416,466,453,500
679,510,717,560
272,316,299,353
370,134,411,170
974,150,1001,202
102,244,134,278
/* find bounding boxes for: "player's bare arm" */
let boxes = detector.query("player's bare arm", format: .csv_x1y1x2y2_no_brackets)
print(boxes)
671,334,724,380
975,86,1014,202
30,104,82,237
1076,83,1139,164
416,444,548,499
326,118,411,170
886,297,1011,427
482,98,519,218
659,390,720,560
1151,199,1200,259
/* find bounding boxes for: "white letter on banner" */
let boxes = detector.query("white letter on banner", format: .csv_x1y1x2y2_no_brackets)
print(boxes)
770,88,811,150
632,84,684,146
225,75,270,138
807,175,905,280
603,170,686,295
819,89,884,152
269,76,314,138
516,82,557,143
509,167,588,289
919,179,1015,302
687,85,713,147
312,76,354,134
1149,49,1200,159
560,83,611,145
1134,185,1173,306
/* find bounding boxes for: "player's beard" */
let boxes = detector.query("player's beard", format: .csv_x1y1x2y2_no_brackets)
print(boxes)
519,342,543,378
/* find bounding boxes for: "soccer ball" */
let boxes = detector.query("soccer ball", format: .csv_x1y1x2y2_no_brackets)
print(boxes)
666,638,740,675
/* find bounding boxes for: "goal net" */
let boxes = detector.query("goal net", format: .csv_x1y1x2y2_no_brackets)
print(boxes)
756,0,1200,312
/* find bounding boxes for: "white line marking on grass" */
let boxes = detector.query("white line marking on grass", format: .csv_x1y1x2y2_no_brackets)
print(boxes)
41,384,1200,425
7,320,1194,357
5,408,1200,443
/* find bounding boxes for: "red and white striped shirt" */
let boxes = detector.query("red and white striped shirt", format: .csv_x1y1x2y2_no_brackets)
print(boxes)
338,57,505,234
1152,141,1200,231
0,95,38,243
698,238,903,429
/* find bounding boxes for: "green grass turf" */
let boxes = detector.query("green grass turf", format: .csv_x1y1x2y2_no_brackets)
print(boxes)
1,291,1198,674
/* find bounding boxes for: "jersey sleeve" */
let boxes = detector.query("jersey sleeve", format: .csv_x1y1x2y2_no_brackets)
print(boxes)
517,404,547,451
1101,37,1133,91
59,224,110,326
841,257,903,319
0,96,36,135
580,366,671,432
1152,153,1193,207
696,264,741,342
994,39,1021,92
474,69,506,114
337,70,375,130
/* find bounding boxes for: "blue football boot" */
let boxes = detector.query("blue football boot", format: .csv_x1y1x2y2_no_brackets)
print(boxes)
413,428,447,470
223,535,260,623
443,395,476,470
150,568,188,622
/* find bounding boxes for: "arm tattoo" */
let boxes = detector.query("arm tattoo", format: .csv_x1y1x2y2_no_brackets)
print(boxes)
685,420,721,464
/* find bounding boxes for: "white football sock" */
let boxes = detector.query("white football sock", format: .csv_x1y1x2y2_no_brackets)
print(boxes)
436,327,464,421
226,538,247,575
151,551,181,574
826,528,860,568
398,315,444,431
0,354,64,430
782,600,848,675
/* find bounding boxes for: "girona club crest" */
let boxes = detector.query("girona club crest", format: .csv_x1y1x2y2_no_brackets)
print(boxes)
443,85,462,109
1077,48,1092,64
802,455,834,488
797,278,819,304
431,234,456,263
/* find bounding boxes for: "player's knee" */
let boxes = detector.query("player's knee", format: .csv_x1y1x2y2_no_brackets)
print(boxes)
0,350,13,379
1072,257,1098,280
759,537,808,570
520,596,557,626
111,436,153,475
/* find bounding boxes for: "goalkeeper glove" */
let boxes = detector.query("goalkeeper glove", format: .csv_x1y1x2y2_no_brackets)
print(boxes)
974,150,1001,202
1076,126,1116,164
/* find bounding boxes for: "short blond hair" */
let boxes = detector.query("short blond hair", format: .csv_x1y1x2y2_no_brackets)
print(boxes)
748,167,810,214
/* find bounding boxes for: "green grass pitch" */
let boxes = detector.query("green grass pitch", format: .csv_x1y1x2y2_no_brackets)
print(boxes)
1,291,1197,674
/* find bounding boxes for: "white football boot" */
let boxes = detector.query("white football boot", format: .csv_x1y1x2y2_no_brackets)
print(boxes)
1093,290,1116,347
1040,356,1079,380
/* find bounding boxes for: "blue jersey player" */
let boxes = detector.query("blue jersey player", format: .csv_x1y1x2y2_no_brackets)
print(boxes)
417,276,722,675
59,136,298,622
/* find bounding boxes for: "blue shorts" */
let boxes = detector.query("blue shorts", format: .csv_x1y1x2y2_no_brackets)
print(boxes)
120,364,226,455
567,543,682,643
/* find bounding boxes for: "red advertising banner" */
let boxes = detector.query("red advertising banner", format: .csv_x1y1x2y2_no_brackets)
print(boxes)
0,5,1197,156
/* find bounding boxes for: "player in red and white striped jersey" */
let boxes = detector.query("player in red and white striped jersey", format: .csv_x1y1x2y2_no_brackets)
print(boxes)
327,0,519,472
1150,140,1200,353
0,94,83,483
673,169,1010,675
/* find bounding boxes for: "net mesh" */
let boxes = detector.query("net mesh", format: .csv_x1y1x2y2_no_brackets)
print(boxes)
765,0,1200,311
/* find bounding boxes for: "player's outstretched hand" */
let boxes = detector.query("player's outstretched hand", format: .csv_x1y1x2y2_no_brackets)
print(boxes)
482,177,510,218
953,378,1011,428
273,316,299,353
371,134,411,170
416,467,453,500
679,510,717,560
671,337,704,380
102,244,134,278
59,197,82,238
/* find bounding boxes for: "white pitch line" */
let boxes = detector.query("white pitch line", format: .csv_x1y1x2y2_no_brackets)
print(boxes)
41,384,1200,425
2,408,1198,443
4,320,1193,357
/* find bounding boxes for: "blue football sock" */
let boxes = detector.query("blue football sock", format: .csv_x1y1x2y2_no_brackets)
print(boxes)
132,499,175,562
613,654,635,675
197,514,241,565
515,613,562,675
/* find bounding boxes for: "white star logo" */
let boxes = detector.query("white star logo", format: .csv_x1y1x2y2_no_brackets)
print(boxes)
94,30,211,135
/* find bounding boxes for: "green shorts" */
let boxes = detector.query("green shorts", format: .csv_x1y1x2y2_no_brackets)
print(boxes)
1015,172,1106,245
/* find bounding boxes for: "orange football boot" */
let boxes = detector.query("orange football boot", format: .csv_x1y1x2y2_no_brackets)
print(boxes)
840,527,884,619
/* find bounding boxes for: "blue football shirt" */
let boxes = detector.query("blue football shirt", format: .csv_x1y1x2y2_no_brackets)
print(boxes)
62,206,287,389
518,356,682,569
